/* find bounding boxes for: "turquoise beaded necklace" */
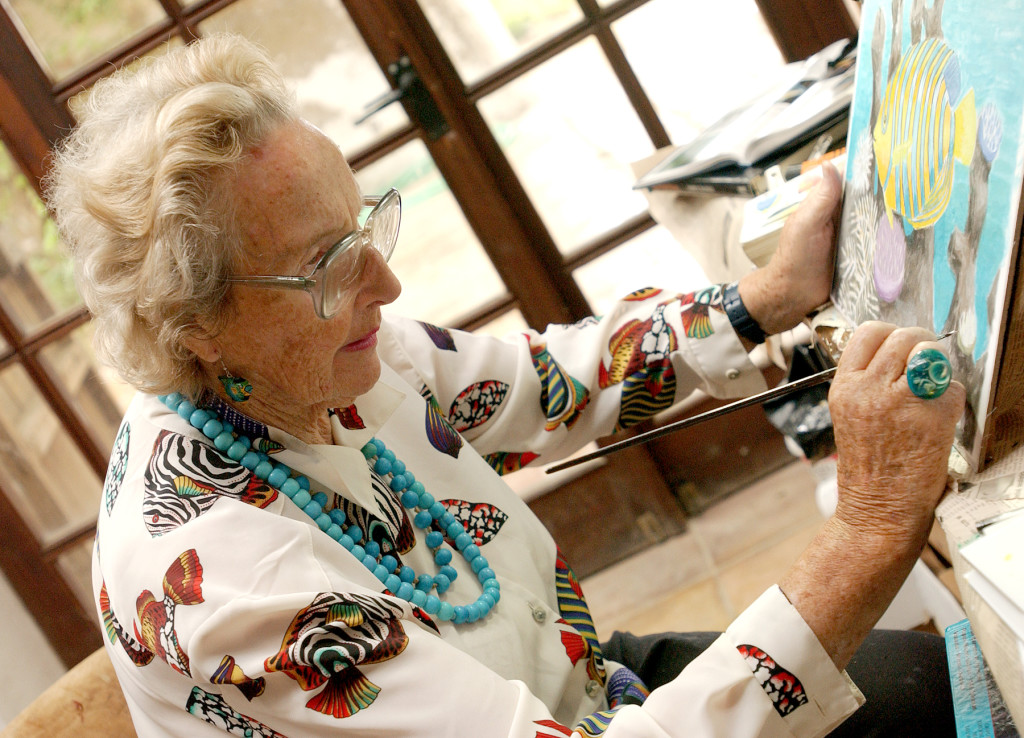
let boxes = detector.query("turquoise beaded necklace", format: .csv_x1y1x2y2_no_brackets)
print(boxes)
158,392,500,624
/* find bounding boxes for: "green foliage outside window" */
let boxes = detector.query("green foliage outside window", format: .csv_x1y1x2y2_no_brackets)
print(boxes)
0,149,80,317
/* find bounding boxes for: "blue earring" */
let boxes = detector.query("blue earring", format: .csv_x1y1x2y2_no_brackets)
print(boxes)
218,362,252,403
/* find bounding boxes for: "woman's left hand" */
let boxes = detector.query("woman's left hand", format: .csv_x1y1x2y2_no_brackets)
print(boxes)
738,161,842,335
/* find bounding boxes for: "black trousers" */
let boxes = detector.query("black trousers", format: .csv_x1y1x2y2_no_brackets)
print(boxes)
601,629,956,737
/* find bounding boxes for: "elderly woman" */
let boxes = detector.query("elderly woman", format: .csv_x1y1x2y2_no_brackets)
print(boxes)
49,35,963,737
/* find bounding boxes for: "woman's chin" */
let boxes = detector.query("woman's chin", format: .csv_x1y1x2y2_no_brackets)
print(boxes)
333,353,382,401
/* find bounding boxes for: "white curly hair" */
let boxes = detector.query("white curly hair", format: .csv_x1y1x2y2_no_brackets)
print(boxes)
46,34,296,398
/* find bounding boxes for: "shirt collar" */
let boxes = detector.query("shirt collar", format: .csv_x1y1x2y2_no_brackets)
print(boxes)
197,371,407,452
208,374,406,513
330,370,406,449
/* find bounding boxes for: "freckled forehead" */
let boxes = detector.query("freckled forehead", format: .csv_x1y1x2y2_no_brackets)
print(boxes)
232,121,360,267
243,122,356,200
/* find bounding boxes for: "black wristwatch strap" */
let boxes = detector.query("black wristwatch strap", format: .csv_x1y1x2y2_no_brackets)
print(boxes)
722,281,767,344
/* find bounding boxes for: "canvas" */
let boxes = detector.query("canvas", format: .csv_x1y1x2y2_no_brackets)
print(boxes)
831,0,1024,470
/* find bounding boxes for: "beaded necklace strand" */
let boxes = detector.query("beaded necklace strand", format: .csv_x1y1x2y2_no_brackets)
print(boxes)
158,393,500,624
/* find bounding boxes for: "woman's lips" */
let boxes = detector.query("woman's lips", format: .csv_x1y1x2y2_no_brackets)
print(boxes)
341,327,379,352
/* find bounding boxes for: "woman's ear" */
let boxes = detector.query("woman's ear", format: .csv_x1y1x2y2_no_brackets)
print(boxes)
180,330,221,365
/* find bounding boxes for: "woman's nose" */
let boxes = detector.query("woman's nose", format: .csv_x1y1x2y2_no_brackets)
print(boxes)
358,246,402,307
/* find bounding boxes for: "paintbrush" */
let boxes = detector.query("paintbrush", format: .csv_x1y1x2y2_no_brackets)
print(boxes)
544,330,956,475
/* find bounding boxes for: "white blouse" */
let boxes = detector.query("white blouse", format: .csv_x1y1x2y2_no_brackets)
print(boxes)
94,285,863,737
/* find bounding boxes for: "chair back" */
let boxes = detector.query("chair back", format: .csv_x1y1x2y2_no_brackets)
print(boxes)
0,648,136,737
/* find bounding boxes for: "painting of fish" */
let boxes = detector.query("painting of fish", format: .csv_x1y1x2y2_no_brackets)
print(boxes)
873,37,976,229
831,0,1024,471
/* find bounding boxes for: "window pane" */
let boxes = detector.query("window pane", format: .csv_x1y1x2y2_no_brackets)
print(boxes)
0,142,83,333
354,141,506,327
57,537,96,617
37,322,135,454
0,364,102,548
67,37,184,121
478,37,652,254
198,0,408,152
475,309,529,339
612,0,786,145
421,0,582,84
574,225,710,316
6,0,167,81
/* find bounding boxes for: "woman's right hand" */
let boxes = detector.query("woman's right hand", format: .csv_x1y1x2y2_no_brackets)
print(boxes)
827,321,966,545
780,321,965,669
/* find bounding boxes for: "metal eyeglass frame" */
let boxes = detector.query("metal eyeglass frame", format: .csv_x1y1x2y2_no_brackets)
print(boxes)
226,188,401,320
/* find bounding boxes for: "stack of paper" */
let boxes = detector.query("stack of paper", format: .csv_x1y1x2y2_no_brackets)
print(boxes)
960,513,1024,643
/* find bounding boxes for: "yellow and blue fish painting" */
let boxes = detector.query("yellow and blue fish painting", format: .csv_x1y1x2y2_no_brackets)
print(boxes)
833,0,1024,471
873,36,977,229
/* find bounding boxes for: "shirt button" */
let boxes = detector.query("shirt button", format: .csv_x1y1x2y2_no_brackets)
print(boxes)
726,368,741,380
530,605,547,624
585,680,602,698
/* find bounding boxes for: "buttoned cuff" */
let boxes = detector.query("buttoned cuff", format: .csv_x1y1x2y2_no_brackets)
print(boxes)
725,586,865,736
673,291,767,399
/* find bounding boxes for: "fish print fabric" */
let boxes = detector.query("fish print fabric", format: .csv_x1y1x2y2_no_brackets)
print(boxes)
94,288,862,736
103,421,130,513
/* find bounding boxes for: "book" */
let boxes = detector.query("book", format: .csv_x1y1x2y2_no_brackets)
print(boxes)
652,115,850,198
634,39,856,191
648,165,770,197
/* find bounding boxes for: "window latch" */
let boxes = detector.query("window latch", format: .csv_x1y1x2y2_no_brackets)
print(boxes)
355,56,449,140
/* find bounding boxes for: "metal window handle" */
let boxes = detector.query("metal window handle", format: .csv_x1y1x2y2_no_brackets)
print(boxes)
355,88,406,122
355,56,449,140
355,57,418,123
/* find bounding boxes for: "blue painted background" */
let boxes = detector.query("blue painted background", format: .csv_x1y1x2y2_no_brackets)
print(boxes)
847,0,1024,358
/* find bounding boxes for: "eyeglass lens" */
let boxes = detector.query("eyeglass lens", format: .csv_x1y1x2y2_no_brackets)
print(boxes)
320,194,399,316
367,196,400,261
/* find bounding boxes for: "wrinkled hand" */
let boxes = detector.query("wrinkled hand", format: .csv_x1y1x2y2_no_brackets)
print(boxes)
779,322,965,668
739,162,842,335
828,322,966,543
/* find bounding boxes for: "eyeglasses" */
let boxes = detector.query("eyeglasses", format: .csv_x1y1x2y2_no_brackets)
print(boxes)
227,188,401,319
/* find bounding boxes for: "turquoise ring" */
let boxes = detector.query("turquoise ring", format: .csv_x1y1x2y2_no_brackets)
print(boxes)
906,348,952,399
